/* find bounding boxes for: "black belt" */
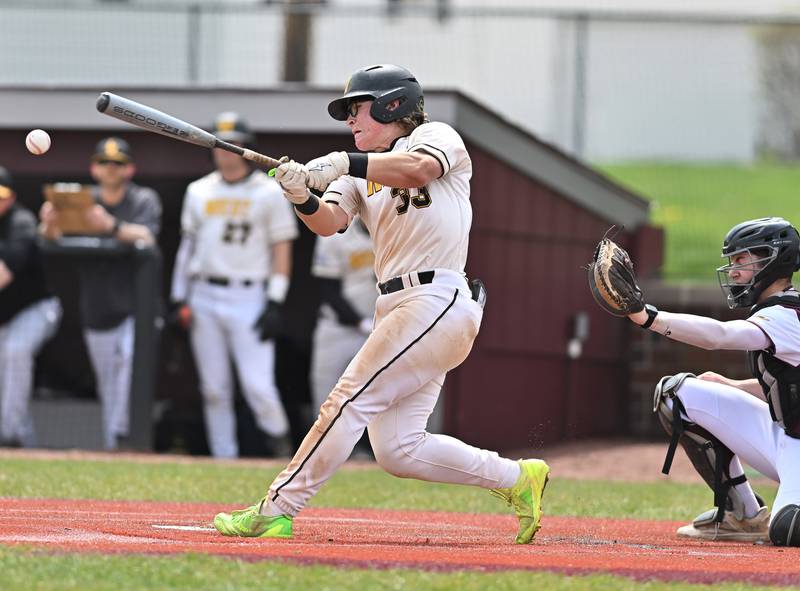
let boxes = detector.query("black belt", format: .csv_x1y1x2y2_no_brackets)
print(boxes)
204,276,264,288
378,271,435,295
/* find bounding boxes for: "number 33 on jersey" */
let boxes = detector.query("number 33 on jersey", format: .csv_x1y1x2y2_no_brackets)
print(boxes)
324,121,472,284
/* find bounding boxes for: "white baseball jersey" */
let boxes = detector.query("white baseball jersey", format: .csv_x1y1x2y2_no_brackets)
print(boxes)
181,170,298,280
324,121,472,283
312,221,376,321
747,304,800,365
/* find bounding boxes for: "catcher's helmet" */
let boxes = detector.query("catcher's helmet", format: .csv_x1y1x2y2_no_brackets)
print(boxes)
327,64,424,123
212,112,255,147
717,217,800,308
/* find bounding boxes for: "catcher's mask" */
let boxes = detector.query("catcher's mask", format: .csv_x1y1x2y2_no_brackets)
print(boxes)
717,217,800,308
327,64,424,124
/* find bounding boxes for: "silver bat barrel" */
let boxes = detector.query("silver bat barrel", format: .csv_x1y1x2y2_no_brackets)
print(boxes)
96,92,217,149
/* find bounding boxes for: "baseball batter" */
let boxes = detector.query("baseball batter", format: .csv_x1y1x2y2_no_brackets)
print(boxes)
170,112,298,459
215,64,550,544
632,217,800,546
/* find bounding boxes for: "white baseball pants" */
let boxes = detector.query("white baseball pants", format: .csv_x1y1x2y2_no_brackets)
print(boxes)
189,281,289,459
84,316,134,450
0,297,61,446
310,318,368,412
674,377,800,519
267,269,520,516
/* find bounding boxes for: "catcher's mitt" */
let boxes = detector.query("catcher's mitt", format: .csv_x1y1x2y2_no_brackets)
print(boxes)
588,237,645,316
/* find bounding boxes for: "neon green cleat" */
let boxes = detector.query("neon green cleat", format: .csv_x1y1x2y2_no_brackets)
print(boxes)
490,459,550,544
213,499,293,539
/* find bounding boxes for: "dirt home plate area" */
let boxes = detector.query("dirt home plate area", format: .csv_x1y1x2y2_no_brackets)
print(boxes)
1,443,798,586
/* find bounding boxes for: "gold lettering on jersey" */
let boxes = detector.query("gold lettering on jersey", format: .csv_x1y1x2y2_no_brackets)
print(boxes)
366,181,384,197
349,250,375,270
205,198,252,217
390,186,432,215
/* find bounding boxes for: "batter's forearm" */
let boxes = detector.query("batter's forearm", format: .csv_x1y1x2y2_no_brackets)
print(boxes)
296,201,349,236
363,152,440,188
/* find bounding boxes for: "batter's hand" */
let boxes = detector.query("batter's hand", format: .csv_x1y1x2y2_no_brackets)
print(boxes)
253,300,284,341
275,160,311,205
306,151,350,192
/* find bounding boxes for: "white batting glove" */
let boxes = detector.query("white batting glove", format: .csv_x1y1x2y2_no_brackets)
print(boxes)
306,151,350,192
275,160,311,205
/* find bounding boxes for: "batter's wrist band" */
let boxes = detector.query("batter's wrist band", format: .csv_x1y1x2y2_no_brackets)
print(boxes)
347,153,369,179
294,195,321,215
267,274,290,303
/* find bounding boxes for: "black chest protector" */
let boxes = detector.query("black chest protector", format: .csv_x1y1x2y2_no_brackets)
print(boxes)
746,292,800,438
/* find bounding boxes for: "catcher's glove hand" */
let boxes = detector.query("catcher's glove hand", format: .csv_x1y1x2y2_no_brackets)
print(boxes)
588,236,645,316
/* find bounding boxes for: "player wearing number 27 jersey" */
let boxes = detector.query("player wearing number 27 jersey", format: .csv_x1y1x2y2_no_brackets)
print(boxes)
171,112,297,459
213,64,550,545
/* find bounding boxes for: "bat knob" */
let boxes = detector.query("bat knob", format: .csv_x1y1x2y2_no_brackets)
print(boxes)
96,93,110,113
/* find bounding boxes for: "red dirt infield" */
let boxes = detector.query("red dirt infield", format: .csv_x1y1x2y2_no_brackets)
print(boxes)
1,498,799,586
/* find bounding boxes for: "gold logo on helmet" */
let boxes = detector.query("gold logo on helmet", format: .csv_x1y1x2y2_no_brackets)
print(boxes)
343,76,352,94
217,120,236,132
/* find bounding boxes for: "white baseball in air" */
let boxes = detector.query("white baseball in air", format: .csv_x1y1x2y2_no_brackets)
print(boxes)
25,129,51,155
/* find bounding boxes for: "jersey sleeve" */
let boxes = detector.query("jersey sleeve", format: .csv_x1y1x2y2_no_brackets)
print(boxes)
180,183,200,237
747,305,800,366
130,187,162,237
323,175,360,223
311,234,344,279
407,122,468,178
263,181,299,244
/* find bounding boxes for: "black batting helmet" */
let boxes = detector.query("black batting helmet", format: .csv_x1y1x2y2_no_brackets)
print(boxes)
717,217,800,308
328,64,424,123
212,112,256,147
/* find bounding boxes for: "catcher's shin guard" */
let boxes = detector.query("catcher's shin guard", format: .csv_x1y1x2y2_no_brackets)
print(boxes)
653,373,759,523
769,504,800,547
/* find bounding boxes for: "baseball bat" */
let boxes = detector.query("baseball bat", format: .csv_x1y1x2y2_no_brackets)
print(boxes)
95,92,284,170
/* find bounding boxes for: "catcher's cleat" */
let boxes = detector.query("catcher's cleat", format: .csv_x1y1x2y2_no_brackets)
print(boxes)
490,459,550,544
213,499,293,539
676,505,770,542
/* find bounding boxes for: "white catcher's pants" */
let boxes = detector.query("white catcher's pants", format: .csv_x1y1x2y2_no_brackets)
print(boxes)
0,297,61,446
267,269,520,516
674,377,800,520
189,281,289,459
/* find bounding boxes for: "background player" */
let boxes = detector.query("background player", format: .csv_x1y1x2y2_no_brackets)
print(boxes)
39,138,161,450
0,166,62,447
214,64,550,544
170,112,298,459
310,218,376,458
631,217,800,546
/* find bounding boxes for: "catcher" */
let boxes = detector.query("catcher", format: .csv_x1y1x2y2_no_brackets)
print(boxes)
588,218,800,546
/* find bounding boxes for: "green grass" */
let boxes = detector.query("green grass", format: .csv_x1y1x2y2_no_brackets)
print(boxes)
0,457,787,591
0,548,791,591
597,163,800,282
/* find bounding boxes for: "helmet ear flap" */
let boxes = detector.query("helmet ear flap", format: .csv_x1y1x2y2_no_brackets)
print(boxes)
370,88,412,123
